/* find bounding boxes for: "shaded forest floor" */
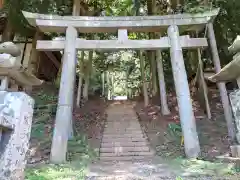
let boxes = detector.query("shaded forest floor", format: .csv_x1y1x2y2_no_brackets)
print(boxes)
25,84,108,179
135,89,231,161
25,84,240,179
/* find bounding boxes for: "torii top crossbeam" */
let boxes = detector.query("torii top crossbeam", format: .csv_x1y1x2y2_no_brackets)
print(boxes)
22,9,219,33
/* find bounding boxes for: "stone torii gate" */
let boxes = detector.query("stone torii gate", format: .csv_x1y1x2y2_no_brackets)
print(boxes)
22,8,234,162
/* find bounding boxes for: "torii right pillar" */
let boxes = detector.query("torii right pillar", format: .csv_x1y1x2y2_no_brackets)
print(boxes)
207,22,235,140
168,25,200,158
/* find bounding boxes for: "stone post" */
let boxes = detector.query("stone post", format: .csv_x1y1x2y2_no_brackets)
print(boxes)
168,25,200,158
236,77,240,88
0,92,34,180
207,22,235,140
156,50,170,115
50,26,77,163
229,90,240,143
0,76,9,91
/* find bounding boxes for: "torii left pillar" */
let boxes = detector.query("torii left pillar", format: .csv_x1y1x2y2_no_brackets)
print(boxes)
50,26,77,163
168,25,200,158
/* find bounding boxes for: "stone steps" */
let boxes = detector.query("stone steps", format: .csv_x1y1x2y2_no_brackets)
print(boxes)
100,146,150,153
104,128,141,131
100,155,152,161
105,126,141,129
99,105,154,162
101,141,148,148
100,151,154,157
103,130,143,134
102,137,146,143
105,124,141,127
103,133,144,138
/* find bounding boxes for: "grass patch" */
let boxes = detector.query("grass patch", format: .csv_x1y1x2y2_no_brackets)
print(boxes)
67,135,97,161
165,157,236,177
26,134,95,180
33,90,58,105
25,161,87,180
27,91,97,180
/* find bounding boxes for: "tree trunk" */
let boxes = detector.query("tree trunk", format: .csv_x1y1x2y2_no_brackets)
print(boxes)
28,29,42,75
2,20,15,42
102,72,105,97
83,76,89,101
107,71,111,100
0,0,4,9
55,56,63,88
76,51,84,107
73,0,80,15
76,76,83,107
125,71,128,97
203,0,208,6
82,51,93,101
111,72,114,97
140,50,149,107
156,50,170,115
150,0,159,97
149,50,158,97
26,29,42,92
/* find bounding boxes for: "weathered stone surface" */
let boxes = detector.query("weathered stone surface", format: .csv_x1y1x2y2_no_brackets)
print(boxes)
168,25,200,158
0,42,21,57
0,42,43,88
0,91,34,180
229,89,240,144
0,54,21,68
229,35,240,54
0,76,9,91
230,145,240,157
50,26,77,163
36,37,208,51
22,9,219,33
207,22,235,141
208,52,240,83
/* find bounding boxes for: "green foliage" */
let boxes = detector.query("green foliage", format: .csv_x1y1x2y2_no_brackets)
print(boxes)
183,0,212,13
4,0,240,94
25,163,87,180
2,0,73,37
168,158,235,176
167,123,182,143
35,91,58,103
28,90,95,180
213,0,240,65
176,177,183,180
168,123,182,133
67,135,97,161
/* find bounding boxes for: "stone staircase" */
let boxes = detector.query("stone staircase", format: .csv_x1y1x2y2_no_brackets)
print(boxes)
99,104,154,161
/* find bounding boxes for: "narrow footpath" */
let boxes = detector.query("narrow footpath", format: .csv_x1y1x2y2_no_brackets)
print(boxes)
99,103,154,161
